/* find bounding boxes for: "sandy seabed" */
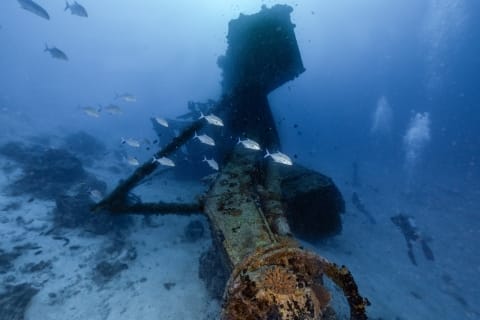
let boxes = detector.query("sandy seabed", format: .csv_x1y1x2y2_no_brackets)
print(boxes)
0,135,479,320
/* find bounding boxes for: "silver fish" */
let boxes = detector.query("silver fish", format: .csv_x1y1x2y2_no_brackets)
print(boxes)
18,0,50,20
121,138,141,148
155,117,169,127
194,131,215,146
104,104,122,115
200,112,224,127
82,106,100,118
125,156,139,166
203,156,219,171
65,1,88,17
115,93,136,102
152,156,175,167
238,138,261,151
45,44,68,61
89,189,103,203
264,149,293,166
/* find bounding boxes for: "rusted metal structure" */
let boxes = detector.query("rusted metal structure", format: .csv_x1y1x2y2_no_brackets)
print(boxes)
93,5,369,319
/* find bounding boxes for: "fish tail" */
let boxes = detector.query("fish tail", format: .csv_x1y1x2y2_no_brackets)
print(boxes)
65,1,70,11
194,131,198,139
121,137,126,144
203,156,207,162
264,149,271,158
152,156,157,163
44,43,49,52
114,92,119,100
199,112,205,119
237,137,241,145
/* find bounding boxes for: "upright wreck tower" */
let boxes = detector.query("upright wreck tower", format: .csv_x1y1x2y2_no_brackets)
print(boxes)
95,5,369,319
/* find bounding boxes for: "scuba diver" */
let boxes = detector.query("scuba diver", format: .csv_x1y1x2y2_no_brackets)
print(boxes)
391,213,435,266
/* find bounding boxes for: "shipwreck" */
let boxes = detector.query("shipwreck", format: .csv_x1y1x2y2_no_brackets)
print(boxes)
93,5,370,319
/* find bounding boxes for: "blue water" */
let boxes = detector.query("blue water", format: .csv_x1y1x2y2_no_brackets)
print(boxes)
1,1,479,319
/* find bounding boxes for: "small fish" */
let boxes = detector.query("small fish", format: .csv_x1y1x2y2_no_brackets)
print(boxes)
121,137,141,148
65,1,88,17
44,44,68,61
89,189,103,203
237,138,261,151
203,156,219,171
199,112,224,127
125,156,139,166
18,0,50,20
264,149,293,166
152,156,175,167
82,106,100,118
115,93,136,102
155,117,169,127
104,104,122,115
193,131,215,146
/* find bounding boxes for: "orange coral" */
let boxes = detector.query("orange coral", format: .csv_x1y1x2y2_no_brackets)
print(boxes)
261,266,298,295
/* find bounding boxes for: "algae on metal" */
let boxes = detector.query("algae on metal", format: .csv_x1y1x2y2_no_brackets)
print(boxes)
204,148,277,268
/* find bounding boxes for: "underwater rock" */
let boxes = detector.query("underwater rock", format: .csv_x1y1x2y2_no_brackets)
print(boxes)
94,261,128,283
163,282,176,290
0,283,39,320
54,191,131,235
199,246,229,301
278,164,344,240
0,142,90,199
0,249,22,274
183,219,205,242
0,142,38,163
103,239,137,262
63,131,107,165
1,201,22,212
20,260,52,274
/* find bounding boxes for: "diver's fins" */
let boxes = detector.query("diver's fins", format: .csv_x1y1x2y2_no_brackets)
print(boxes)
421,239,435,261
407,248,417,266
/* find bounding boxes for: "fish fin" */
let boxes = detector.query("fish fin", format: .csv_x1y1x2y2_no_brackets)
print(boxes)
65,1,70,11
264,149,271,158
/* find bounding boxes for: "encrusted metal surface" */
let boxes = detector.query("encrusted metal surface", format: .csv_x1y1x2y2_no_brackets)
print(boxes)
221,245,332,320
204,148,276,268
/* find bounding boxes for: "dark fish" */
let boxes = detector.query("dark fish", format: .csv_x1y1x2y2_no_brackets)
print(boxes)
65,1,88,18
18,0,50,20
44,44,69,61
